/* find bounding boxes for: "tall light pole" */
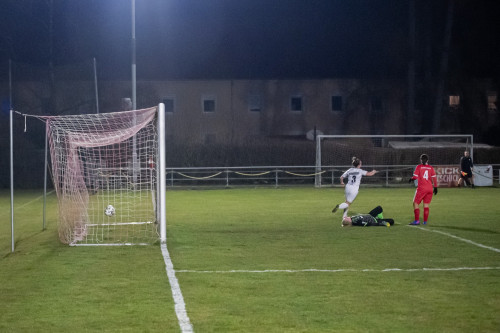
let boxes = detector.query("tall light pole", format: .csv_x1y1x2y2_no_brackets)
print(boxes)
131,0,137,110
131,0,138,183
9,59,15,252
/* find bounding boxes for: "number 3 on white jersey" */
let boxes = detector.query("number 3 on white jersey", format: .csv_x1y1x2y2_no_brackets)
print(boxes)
423,170,429,180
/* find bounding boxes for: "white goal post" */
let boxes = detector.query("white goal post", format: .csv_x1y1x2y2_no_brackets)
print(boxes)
315,134,473,187
31,104,166,245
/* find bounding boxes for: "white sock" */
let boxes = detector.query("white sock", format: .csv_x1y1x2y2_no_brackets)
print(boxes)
343,209,348,218
339,203,349,209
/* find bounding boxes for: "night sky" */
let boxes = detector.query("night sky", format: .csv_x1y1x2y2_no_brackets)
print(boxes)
0,0,499,80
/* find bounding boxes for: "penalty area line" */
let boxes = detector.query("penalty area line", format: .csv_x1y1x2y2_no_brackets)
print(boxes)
175,266,500,274
160,243,194,333
409,226,500,253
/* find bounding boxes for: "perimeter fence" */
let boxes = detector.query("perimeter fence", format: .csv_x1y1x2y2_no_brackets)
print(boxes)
164,165,500,188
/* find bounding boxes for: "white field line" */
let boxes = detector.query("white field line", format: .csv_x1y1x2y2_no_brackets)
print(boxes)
70,243,150,246
0,190,55,218
176,226,500,275
175,266,500,274
161,243,194,333
409,225,500,253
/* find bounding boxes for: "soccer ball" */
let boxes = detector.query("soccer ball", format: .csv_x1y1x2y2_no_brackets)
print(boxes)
105,205,115,217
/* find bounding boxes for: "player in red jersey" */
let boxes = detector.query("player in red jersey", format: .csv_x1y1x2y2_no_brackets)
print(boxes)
408,154,438,225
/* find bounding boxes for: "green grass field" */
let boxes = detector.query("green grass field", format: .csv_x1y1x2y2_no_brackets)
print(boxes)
1,187,500,332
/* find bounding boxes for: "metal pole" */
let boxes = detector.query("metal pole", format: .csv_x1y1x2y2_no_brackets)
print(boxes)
131,0,136,110
158,104,167,243
43,128,48,230
10,109,15,253
9,59,15,252
9,59,12,111
131,0,138,184
315,135,321,187
93,57,100,114
470,135,474,163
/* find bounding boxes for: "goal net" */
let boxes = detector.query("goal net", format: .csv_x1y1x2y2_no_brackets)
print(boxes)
315,134,473,187
38,106,166,245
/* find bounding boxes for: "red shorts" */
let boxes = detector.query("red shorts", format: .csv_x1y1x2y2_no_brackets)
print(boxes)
413,189,433,204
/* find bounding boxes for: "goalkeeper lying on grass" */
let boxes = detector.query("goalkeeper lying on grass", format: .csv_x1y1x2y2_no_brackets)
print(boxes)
341,205,394,227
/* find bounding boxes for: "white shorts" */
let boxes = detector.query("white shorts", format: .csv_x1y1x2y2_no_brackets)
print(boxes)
344,185,359,203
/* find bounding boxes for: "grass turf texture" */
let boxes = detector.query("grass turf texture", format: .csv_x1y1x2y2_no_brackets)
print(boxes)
1,187,500,332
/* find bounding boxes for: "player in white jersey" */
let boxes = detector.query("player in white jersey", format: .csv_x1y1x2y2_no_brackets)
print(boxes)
332,157,377,218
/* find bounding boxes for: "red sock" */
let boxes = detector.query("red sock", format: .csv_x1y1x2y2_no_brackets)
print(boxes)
424,207,429,222
414,208,420,221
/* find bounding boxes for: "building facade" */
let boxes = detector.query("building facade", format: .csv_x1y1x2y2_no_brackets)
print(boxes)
126,78,408,145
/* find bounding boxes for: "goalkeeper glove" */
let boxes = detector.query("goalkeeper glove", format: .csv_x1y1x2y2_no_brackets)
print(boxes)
433,187,438,195
408,178,414,183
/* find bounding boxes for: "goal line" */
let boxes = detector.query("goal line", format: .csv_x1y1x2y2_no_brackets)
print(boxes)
175,266,500,274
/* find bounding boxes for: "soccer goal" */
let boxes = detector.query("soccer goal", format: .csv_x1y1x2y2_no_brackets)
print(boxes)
33,104,166,245
315,134,473,187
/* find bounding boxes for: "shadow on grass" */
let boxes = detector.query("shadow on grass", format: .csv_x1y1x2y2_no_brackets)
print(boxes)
2,229,51,258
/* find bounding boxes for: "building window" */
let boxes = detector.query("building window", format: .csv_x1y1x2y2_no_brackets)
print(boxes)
371,97,383,113
331,95,343,111
449,95,460,109
202,96,216,113
248,94,262,112
488,92,497,112
290,96,303,112
162,97,175,113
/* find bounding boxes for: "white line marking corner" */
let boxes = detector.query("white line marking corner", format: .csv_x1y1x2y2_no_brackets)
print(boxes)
161,243,194,333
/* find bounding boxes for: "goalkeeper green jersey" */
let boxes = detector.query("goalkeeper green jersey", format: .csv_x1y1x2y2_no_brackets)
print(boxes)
351,214,384,226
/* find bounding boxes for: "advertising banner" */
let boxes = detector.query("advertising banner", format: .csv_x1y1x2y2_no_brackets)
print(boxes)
432,165,493,187
434,165,460,187
473,165,493,186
